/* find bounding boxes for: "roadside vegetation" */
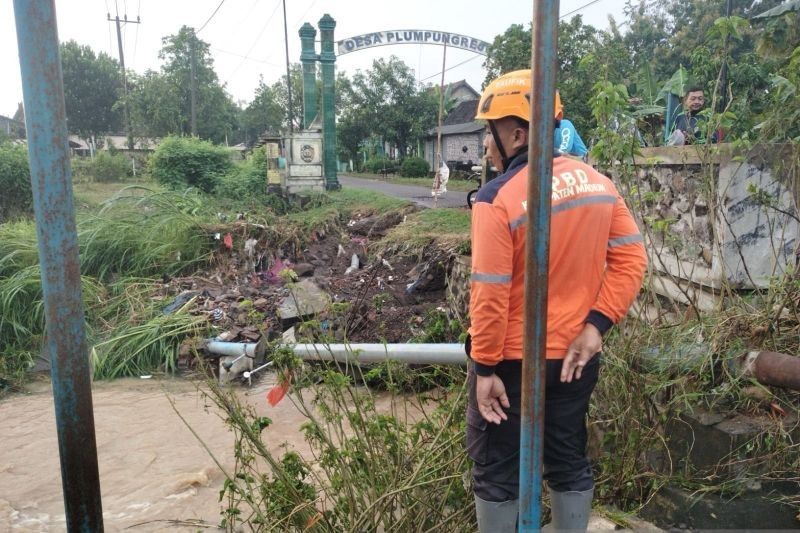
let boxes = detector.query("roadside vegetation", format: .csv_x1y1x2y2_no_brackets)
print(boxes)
2,1,798,529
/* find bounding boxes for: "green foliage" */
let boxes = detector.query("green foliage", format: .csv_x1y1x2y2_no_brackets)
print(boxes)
216,147,268,198
0,265,103,347
240,77,285,145
71,152,132,183
382,208,471,254
78,188,211,280
0,264,104,391
754,47,800,141
0,142,32,222
659,66,693,99
91,307,207,380
337,57,438,158
207,355,473,531
126,26,239,144
399,156,429,178
149,135,232,192
365,156,397,174
589,81,640,167
60,40,123,140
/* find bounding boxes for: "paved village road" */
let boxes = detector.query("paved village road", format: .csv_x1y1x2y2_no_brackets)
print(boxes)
338,175,468,209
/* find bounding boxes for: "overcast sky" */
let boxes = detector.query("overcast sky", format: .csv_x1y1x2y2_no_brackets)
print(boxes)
0,0,626,117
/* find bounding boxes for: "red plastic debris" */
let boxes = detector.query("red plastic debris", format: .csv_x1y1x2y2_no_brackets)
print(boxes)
769,402,786,417
223,233,233,249
267,373,292,406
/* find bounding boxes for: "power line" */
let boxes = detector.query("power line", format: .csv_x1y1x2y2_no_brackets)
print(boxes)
213,47,282,66
197,0,226,34
132,0,141,65
105,0,113,55
292,0,318,27
419,53,482,83
560,0,604,19
224,0,282,83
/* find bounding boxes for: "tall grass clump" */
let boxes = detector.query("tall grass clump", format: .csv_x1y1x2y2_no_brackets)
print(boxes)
91,304,207,380
0,266,104,341
0,265,104,389
71,151,132,183
78,187,211,280
149,135,232,193
0,220,39,277
216,146,268,199
206,347,474,532
0,142,32,222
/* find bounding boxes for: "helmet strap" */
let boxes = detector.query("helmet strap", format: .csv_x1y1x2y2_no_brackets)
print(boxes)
489,120,527,171
488,120,511,171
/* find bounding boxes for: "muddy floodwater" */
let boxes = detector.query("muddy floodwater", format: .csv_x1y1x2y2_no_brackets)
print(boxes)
0,376,313,531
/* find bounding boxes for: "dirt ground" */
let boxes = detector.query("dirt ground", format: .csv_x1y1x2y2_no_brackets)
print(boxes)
165,210,451,372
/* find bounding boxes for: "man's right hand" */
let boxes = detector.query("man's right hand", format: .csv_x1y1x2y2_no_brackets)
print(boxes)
475,374,510,424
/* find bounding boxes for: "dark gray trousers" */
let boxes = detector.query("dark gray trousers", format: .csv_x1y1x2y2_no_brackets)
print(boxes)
466,356,599,501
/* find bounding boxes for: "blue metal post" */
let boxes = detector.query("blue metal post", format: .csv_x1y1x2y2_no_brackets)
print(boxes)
519,0,559,531
13,1,104,531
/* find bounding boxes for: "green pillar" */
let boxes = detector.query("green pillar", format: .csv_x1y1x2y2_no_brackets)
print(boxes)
298,23,318,129
318,14,339,190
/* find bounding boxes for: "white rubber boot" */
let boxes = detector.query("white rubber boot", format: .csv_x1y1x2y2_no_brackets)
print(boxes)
474,495,518,533
548,488,593,532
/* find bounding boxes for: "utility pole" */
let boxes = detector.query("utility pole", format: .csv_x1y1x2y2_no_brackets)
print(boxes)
282,0,293,133
107,9,140,150
189,28,197,136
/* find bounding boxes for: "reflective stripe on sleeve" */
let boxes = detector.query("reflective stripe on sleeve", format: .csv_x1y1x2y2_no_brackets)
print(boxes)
471,272,512,284
608,234,644,248
509,214,526,231
552,194,617,215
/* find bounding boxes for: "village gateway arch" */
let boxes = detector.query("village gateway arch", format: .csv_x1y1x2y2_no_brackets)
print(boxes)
296,15,490,190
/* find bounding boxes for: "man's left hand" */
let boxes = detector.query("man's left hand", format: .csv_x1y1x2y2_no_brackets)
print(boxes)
560,323,602,383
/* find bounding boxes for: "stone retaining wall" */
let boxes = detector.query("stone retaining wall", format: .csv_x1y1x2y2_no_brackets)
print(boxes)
445,144,800,319
627,144,798,297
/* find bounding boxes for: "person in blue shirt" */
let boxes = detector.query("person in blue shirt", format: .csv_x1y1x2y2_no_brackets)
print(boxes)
555,118,588,157
554,91,588,157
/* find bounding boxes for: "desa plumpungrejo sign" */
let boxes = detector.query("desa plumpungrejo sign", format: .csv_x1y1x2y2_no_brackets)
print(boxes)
337,30,490,56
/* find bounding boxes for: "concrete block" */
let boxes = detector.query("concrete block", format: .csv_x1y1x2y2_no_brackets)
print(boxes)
640,484,800,530
277,279,331,327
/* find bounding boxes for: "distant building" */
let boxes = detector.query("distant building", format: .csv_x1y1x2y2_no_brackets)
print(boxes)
442,79,481,103
424,95,484,172
0,114,25,139
68,135,160,156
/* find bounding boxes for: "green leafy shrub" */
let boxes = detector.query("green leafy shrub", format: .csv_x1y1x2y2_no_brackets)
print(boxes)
149,136,232,193
71,151,132,183
365,156,397,174
399,156,429,177
0,142,32,222
216,146,268,198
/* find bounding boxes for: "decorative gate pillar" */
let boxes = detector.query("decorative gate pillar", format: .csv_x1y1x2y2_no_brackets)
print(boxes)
298,23,318,129
318,14,339,190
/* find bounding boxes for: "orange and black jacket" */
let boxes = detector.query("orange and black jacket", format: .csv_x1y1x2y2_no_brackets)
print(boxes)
468,152,647,376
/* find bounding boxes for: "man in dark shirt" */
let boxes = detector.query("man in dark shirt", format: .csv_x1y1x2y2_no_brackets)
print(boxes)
670,86,717,145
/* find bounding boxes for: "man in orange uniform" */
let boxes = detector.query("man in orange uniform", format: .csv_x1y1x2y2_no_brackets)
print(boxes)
466,70,647,531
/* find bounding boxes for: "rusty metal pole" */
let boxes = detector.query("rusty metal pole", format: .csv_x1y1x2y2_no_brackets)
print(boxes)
519,0,559,530
12,1,104,531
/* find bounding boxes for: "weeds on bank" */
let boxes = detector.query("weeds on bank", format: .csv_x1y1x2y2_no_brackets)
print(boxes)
588,81,800,513
192,270,472,532
381,209,471,256
0,185,429,391
206,351,473,532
